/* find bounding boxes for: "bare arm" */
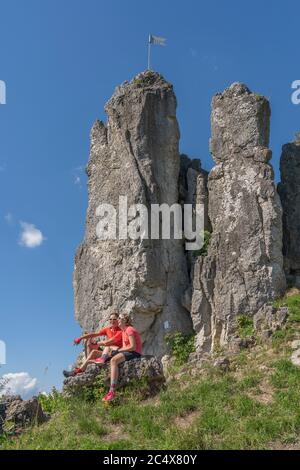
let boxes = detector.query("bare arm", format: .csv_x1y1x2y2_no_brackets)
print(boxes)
99,337,118,347
75,329,106,343
80,332,101,341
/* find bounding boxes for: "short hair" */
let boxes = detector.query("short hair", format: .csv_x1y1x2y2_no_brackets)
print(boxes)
109,311,119,319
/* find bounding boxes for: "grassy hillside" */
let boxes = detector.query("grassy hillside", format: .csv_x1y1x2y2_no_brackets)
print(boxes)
2,291,300,450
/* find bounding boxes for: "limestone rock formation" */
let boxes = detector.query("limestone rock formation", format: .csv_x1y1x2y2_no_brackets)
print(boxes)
291,337,300,367
63,356,165,395
253,305,288,334
278,142,300,286
190,83,286,353
73,71,193,356
0,395,48,435
179,154,210,231
179,154,210,280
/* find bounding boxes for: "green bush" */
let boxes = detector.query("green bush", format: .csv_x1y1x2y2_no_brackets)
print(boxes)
38,387,69,414
237,315,254,338
254,93,264,102
165,332,196,364
273,294,300,323
133,78,143,86
193,231,211,257
74,370,107,403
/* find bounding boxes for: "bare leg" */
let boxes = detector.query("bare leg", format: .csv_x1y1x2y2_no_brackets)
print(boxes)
101,346,111,357
110,353,125,388
102,345,119,360
80,349,102,371
85,338,100,358
102,353,125,400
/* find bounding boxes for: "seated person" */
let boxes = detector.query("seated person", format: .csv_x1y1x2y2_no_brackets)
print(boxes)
102,312,142,402
80,312,122,358
63,312,122,377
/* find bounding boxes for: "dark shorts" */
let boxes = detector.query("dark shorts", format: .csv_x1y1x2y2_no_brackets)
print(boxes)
122,351,141,361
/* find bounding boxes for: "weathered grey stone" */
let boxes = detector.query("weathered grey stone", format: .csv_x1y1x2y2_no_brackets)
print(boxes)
291,349,300,367
191,83,286,353
63,355,165,394
179,154,211,276
260,329,273,340
291,340,300,350
213,356,230,372
179,154,209,221
73,70,193,356
277,306,289,326
0,395,48,434
228,336,256,353
253,305,288,332
161,354,175,378
278,142,300,284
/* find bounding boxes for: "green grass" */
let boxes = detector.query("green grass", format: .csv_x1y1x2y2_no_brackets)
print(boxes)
2,292,300,450
273,293,300,323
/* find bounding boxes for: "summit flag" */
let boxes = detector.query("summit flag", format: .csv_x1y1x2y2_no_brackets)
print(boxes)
149,34,166,46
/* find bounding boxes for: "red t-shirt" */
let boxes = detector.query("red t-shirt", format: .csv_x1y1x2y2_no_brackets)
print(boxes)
122,326,142,354
97,327,123,348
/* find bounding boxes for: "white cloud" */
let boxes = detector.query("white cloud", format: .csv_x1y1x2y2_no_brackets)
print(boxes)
74,175,81,186
0,372,39,399
19,222,45,248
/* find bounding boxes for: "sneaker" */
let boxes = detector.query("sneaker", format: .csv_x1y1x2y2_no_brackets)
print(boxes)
63,368,82,378
63,369,76,378
102,390,115,402
94,357,106,364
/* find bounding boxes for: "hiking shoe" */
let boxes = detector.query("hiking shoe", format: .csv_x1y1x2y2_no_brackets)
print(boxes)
63,368,82,378
63,369,76,378
94,357,106,364
102,390,115,402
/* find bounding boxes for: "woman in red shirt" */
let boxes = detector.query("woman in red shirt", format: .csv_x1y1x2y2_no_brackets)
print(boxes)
102,313,142,402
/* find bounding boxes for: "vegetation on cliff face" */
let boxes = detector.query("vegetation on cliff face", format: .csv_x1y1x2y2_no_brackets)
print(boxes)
2,291,300,450
294,131,300,144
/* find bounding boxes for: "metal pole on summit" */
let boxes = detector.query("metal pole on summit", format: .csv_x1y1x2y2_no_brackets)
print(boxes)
147,34,152,70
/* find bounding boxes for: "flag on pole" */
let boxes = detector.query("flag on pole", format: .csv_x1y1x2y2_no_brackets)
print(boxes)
149,34,167,46
147,34,166,70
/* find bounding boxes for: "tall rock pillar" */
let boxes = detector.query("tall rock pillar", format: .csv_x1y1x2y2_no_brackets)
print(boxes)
73,71,193,356
191,83,286,352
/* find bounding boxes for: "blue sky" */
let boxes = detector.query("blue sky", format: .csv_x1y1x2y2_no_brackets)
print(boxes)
0,0,299,395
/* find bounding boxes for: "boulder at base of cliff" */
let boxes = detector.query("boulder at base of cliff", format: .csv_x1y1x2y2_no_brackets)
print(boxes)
0,395,49,435
63,355,165,397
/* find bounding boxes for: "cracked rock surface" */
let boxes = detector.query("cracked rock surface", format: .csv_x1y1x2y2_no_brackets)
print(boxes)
190,83,286,353
278,142,300,287
73,71,193,356
63,356,165,394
